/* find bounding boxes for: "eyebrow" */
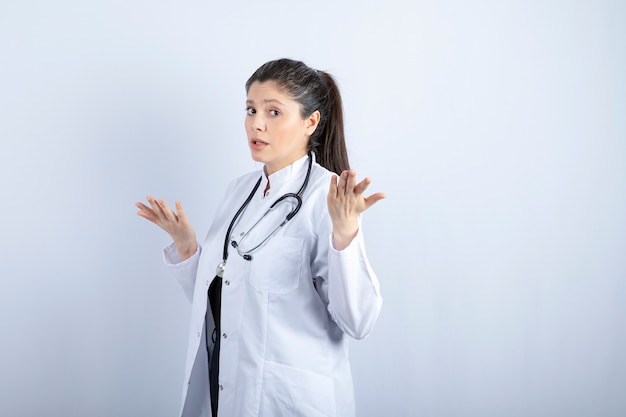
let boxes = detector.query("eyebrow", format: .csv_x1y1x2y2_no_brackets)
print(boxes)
246,98,285,106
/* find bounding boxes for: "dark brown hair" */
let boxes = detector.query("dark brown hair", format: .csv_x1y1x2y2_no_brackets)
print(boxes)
245,58,350,174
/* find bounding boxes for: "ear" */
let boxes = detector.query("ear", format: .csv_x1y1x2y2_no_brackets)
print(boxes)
305,110,321,136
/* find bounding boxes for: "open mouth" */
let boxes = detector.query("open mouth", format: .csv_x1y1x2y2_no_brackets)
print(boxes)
251,138,269,147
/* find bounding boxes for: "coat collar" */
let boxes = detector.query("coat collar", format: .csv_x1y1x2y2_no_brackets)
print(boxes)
261,154,311,198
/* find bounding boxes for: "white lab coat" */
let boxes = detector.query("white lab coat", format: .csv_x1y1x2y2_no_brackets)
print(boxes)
164,155,383,417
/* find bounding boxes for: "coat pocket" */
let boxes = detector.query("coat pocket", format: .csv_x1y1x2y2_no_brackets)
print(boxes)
260,360,336,417
249,237,304,294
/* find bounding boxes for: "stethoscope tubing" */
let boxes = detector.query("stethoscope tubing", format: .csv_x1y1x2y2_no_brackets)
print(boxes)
222,152,313,265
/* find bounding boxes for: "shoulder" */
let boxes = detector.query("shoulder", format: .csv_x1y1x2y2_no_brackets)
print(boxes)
216,170,263,208
309,161,336,185
303,163,333,194
300,162,335,211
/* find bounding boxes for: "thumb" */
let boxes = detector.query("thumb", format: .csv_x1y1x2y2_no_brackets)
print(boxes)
363,192,387,210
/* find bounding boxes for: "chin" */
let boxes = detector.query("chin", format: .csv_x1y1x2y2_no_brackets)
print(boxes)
249,150,267,164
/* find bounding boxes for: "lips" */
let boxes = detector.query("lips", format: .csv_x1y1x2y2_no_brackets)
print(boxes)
250,138,269,151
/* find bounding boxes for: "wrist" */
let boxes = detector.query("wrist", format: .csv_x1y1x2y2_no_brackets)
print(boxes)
332,227,358,251
175,241,198,261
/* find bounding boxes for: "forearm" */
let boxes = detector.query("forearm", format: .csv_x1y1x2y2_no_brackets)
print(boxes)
331,218,359,251
174,240,199,261
326,230,383,339
163,242,201,302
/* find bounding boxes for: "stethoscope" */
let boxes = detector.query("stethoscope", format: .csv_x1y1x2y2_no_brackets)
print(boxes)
205,153,312,413
215,152,313,278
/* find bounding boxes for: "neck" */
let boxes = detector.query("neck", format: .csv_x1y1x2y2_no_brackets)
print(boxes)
263,153,308,176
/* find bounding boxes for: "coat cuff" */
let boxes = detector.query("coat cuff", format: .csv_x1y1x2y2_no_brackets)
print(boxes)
163,242,200,267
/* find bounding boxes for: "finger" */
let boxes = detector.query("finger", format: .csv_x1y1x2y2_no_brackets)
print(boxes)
135,201,154,214
345,170,357,195
353,177,372,195
136,209,157,223
157,198,178,222
328,175,339,200
175,200,187,223
149,196,174,221
337,170,349,194
363,192,387,210
338,171,347,192
136,202,157,217
136,202,160,223
147,195,166,218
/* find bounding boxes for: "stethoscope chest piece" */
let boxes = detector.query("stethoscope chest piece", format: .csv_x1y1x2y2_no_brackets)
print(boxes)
216,261,226,278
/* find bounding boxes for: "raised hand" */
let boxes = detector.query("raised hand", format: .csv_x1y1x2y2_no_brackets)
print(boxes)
135,196,198,260
327,170,386,251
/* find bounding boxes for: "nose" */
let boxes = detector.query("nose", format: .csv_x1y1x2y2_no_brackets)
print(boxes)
249,113,265,132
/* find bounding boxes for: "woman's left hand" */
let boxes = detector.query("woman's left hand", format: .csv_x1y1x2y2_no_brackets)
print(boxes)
327,170,386,251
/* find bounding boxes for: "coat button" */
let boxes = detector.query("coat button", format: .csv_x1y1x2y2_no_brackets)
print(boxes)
222,333,227,339
197,332,201,337
219,384,224,391
224,280,230,286
205,280,209,286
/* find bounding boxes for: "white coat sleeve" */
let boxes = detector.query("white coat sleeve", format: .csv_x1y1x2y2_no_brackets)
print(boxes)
163,242,201,303
313,215,383,340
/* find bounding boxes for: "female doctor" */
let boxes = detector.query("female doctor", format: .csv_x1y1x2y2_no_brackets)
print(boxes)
136,58,385,417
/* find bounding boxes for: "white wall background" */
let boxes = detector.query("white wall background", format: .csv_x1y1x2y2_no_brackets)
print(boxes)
1,1,625,416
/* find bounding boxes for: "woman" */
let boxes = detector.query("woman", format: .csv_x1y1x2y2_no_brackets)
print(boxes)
136,58,385,417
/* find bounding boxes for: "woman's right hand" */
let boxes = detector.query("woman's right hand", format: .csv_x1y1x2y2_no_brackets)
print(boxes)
136,196,198,261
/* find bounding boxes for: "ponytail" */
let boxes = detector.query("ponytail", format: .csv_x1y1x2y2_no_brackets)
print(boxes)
246,59,351,175
311,71,350,175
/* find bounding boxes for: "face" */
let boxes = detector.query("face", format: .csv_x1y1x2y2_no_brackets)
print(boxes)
245,81,319,175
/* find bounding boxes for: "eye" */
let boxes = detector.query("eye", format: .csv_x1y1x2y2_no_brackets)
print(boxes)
246,107,256,115
269,109,280,116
